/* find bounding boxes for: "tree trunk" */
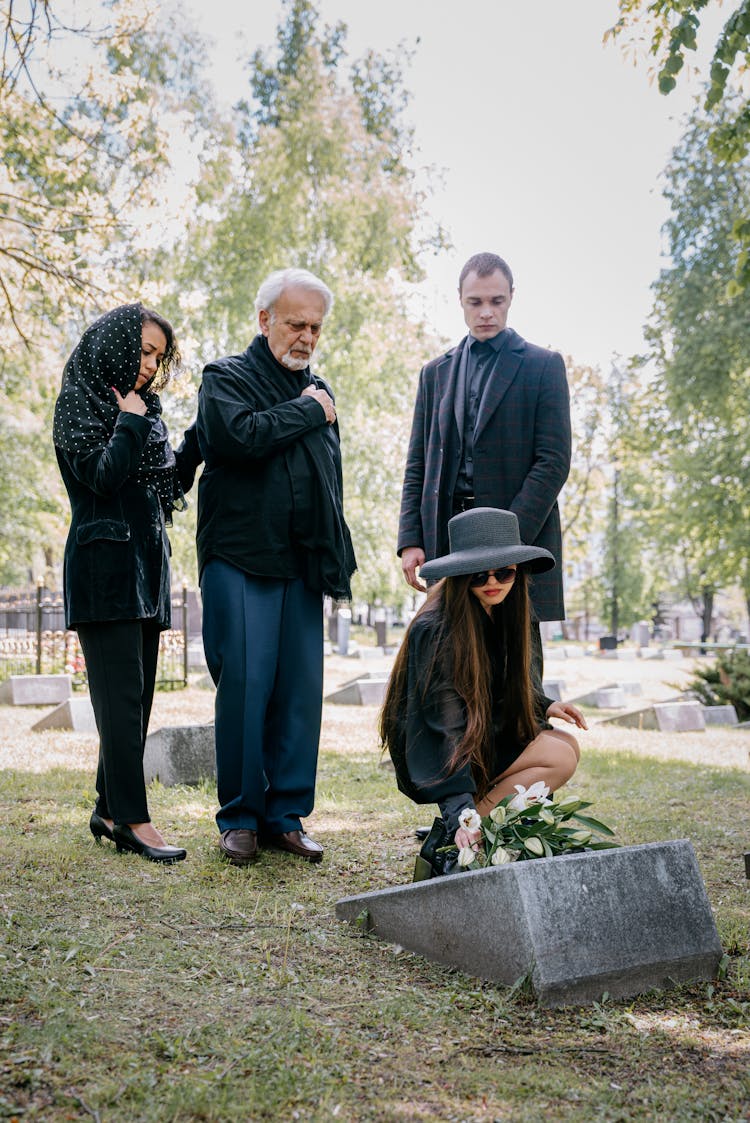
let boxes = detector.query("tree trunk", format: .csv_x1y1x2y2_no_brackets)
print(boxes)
700,586,714,652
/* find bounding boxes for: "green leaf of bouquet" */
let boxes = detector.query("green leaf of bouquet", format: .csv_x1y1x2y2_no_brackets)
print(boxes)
587,840,620,850
540,837,554,858
570,813,616,836
554,795,585,809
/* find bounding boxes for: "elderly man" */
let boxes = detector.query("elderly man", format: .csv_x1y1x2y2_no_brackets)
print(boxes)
196,268,355,866
398,252,571,628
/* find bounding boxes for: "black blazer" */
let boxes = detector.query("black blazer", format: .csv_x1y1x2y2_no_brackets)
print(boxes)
398,330,571,621
57,416,200,628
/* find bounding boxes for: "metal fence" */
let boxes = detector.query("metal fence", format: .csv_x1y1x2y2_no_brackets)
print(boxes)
0,583,189,689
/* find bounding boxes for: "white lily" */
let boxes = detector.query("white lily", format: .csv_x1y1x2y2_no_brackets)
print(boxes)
490,846,513,865
489,805,506,825
508,781,552,811
457,846,478,868
458,807,482,832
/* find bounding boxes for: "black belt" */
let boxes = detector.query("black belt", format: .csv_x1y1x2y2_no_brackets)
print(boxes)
452,494,476,514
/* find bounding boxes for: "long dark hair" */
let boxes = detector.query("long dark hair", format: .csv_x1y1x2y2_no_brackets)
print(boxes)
141,307,181,389
379,569,538,800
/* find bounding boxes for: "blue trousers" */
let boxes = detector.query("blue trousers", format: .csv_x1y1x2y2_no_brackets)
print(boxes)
201,559,323,834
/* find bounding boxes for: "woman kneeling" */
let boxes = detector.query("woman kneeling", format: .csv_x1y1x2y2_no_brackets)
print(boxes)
380,507,587,876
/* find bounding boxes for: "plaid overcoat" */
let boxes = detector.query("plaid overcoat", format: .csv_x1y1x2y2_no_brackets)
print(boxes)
397,329,571,621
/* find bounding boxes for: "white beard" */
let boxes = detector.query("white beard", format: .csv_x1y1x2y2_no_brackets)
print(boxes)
280,350,309,371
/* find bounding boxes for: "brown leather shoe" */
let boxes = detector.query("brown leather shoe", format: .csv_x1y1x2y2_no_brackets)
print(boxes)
219,829,258,866
267,830,323,863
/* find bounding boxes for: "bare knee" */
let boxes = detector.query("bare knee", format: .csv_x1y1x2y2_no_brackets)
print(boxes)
537,730,579,787
543,727,580,765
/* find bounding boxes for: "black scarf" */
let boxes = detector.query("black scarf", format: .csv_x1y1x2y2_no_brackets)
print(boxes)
53,304,183,518
248,334,356,599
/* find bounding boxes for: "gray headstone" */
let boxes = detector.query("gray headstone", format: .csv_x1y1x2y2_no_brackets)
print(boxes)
653,701,706,731
0,674,72,706
336,607,351,656
542,679,566,702
632,622,650,647
621,681,644,696
595,687,628,709
600,706,658,730
193,673,216,691
325,673,389,706
336,840,722,1007
187,639,207,672
602,701,706,731
31,696,97,733
702,705,738,726
570,683,636,708
143,724,216,786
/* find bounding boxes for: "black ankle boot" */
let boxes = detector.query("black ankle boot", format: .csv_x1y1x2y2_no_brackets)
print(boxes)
413,817,458,881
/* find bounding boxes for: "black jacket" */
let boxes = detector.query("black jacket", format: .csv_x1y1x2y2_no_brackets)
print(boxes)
389,611,554,825
57,417,200,629
397,330,571,621
196,334,355,598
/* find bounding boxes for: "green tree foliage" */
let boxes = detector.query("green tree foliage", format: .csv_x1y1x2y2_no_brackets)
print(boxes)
0,1,214,582
559,359,609,638
561,360,651,639
0,0,210,359
165,0,447,601
685,648,750,719
626,106,750,639
607,0,750,290
595,366,649,636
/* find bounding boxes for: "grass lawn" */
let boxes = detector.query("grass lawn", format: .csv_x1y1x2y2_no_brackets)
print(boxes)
0,697,748,1122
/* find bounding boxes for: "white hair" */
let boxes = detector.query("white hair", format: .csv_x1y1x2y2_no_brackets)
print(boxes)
254,268,334,317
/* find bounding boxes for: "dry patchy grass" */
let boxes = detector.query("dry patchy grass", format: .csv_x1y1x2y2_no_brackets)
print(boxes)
0,649,748,1121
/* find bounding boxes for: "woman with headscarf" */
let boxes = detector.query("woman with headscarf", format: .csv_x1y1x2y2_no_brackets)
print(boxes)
380,507,586,879
53,304,201,863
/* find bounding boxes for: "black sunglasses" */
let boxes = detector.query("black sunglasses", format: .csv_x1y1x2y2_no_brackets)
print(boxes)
469,567,517,587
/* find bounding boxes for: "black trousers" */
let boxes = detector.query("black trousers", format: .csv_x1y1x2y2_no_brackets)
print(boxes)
76,619,162,824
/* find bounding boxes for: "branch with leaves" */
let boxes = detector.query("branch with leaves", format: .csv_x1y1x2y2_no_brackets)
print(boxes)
606,1,750,291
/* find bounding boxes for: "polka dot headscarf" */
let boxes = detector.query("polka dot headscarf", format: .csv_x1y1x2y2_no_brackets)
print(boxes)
53,304,184,517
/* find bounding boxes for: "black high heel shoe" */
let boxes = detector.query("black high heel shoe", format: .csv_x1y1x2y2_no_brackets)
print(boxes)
90,811,115,844
112,824,186,865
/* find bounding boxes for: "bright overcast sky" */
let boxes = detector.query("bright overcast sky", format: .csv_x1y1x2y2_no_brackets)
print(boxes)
182,0,725,372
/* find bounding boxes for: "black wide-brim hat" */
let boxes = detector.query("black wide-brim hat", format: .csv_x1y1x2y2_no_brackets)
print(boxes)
419,507,556,581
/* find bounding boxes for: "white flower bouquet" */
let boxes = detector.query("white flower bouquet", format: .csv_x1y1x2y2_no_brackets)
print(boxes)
453,783,618,870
